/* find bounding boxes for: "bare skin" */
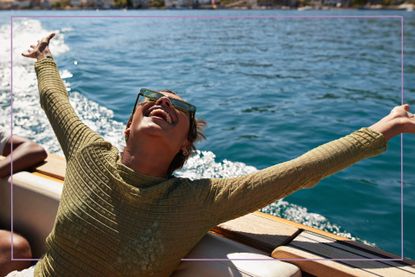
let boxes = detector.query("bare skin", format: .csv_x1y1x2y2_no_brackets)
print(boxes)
0,135,47,178
122,94,191,177
369,104,415,141
22,33,415,175
0,230,32,276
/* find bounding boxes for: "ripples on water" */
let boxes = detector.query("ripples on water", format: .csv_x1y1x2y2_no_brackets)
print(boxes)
0,10,414,258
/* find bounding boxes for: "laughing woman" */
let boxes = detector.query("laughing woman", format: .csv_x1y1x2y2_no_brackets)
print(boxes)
13,33,415,276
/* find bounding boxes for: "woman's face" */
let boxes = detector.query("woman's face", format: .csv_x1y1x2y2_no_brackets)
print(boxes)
126,91,191,156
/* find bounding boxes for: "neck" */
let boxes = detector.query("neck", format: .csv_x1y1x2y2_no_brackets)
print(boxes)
121,141,173,178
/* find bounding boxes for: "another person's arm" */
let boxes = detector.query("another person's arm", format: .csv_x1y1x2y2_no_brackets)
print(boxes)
0,135,47,178
22,33,102,161
197,105,415,224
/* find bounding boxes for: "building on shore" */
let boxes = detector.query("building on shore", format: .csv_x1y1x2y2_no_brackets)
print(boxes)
164,0,215,8
164,0,189,8
131,0,148,8
322,0,350,7
1,0,413,9
14,0,31,7
0,0,50,8
0,0,14,8
0,0,115,8
96,0,114,8
69,0,114,8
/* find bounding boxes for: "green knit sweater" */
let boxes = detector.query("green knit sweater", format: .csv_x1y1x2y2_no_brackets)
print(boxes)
34,58,387,276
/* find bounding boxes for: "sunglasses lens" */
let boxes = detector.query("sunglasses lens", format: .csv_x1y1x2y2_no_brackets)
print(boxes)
170,99,194,114
138,91,159,105
138,96,152,105
138,89,196,116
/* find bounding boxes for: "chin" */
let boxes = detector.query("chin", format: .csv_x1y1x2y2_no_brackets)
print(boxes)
135,121,168,140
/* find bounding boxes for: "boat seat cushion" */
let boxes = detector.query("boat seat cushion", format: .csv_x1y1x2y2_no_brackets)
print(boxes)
173,233,301,277
0,172,62,258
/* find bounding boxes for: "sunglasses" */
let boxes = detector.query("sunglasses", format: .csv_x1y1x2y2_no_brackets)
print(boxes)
128,88,196,122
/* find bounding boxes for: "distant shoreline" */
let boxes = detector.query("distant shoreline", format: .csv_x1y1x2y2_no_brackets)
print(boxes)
0,5,413,11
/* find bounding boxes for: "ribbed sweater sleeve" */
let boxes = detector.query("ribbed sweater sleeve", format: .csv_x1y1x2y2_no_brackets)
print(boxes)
35,58,102,160
199,128,387,224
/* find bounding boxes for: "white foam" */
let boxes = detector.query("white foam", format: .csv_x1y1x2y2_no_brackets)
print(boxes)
0,19,125,153
60,27,74,33
0,20,70,153
261,200,375,245
61,69,73,79
69,91,126,150
176,150,257,179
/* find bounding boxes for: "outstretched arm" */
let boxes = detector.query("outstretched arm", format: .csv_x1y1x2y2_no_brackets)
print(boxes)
22,33,103,160
199,105,415,224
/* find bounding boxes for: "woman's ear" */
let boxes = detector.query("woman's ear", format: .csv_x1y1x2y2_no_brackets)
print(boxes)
124,127,131,143
124,119,132,142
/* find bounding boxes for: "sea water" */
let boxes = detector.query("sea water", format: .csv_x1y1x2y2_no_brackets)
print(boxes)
0,9,414,259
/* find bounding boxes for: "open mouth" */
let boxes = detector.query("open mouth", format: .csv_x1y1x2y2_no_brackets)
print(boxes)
145,107,173,124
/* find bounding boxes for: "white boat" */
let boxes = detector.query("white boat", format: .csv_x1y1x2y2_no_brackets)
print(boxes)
1,154,414,276
398,3,414,11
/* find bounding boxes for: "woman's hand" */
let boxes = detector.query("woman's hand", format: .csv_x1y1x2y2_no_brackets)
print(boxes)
370,104,415,141
22,33,55,61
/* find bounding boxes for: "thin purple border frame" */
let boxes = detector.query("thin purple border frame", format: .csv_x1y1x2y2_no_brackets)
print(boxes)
9,14,405,263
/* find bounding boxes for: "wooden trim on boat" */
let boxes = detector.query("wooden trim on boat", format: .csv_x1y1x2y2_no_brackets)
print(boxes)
254,211,349,241
32,172,64,184
34,154,66,181
0,153,66,181
212,213,301,253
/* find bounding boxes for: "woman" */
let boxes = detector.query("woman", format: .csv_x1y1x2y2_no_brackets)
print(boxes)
16,33,415,276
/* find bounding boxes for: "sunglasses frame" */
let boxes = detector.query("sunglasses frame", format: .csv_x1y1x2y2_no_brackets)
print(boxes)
128,88,196,124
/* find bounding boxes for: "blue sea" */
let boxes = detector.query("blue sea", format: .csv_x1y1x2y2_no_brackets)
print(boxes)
0,9,414,259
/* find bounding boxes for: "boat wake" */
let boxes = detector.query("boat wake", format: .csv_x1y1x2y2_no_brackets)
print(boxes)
0,19,126,154
0,18,371,245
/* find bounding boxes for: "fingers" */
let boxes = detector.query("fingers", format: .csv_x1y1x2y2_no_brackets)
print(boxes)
41,33,55,44
47,33,55,42
403,104,410,111
391,104,409,113
35,33,55,49
21,51,35,58
391,106,402,114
